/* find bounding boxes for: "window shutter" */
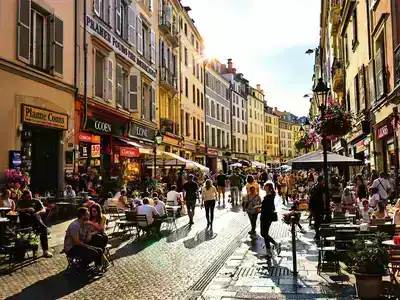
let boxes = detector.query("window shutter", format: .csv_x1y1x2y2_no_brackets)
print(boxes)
151,86,156,122
128,75,138,111
17,0,31,63
169,47,173,72
94,0,100,16
128,5,136,46
50,15,64,76
150,30,156,63
375,48,384,98
163,43,168,68
149,0,154,11
359,65,366,109
368,58,376,104
137,16,143,54
116,64,123,106
106,58,113,101
103,0,110,24
115,0,121,35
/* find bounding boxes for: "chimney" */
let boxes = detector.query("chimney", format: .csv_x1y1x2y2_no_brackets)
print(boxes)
227,58,233,73
256,84,261,91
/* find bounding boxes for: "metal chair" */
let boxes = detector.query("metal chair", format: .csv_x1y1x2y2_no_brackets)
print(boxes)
136,215,156,238
162,207,178,233
317,227,338,274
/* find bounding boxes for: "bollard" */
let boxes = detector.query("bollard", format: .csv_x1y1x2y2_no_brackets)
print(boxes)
291,216,298,276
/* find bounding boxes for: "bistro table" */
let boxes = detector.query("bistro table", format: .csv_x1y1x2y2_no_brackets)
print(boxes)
0,207,11,218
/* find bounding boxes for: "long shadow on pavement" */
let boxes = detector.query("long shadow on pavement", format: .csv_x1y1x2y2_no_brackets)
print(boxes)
183,227,217,249
166,223,192,243
5,271,100,300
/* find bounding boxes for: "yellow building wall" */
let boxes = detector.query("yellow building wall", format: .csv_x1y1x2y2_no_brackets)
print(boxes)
248,94,264,156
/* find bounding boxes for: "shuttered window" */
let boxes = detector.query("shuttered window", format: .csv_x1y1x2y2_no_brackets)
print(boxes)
50,15,64,76
368,58,376,104
18,0,31,63
128,4,136,46
106,58,113,101
375,48,385,98
94,50,104,98
116,64,124,107
128,75,138,111
150,30,156,63
115,0,122,34
137,16,143,54
151,86,156,122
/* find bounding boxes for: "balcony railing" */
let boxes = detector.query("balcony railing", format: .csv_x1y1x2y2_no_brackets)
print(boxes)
158,11,179,48
331,57,344,93
159,66,177,91
160,118,179,135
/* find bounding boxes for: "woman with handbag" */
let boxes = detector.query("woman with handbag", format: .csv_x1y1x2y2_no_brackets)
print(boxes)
245,186,261,235
261,183,281,257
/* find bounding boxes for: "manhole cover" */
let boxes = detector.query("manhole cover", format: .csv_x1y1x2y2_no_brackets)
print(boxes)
233,266,291,278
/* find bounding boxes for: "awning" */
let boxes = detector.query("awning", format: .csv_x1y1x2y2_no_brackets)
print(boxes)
117,137,143,148
251,161,269,169
287,150,363,170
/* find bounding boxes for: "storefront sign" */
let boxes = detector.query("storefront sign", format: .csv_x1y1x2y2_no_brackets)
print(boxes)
207,149,218,156
85,15,156,80
162,135,179,145
79,132,101,143
80,145,89,158
91,144,101,158
355,138,369,153
9,151,21,169
129,123,156,142
120,147,140,157
85,117,125,136
377,124,390,139
22,105,68,130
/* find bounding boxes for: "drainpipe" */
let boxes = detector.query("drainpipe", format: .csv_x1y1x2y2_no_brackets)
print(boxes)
82,0,88,130
74,0,78,94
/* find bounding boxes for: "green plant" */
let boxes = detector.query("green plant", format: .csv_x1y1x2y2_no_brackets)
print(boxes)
347,232,389,274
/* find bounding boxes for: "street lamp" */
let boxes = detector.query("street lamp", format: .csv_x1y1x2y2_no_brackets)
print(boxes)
263,150,267,169
313,78,330,208
153,132,163,178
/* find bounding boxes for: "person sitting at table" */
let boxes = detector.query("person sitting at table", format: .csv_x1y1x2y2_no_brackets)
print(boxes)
137,197,161,237
153,197,167,219
167,185,181,206
64,207,104,273
17,190,52,258
117,190,129,212
369,187,380,209
63,185,76,198
393,199,400,225
1,189,15,211
372,201,389,220
359,199,374,223
156,188,165,202
82,195,95,209
341,188,355,206
87,203,108,251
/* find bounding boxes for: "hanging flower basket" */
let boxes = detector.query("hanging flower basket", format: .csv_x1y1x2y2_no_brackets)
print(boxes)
282,211,301,225
314,100,354,137
295,140,307,150
295,130,318,150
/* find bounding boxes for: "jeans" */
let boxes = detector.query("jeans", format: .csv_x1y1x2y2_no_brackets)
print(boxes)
67,245,103,266
231,187,240,203
313,212,323,239
261,220,277,249
19,213,49,251
248,213,258,233
204,200,216,224
88,232,108,251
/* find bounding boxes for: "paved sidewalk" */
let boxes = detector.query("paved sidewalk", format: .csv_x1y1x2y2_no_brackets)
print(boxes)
202,212,356,300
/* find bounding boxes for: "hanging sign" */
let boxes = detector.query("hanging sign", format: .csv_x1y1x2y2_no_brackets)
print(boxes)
91,144,101,158
377,124,390,139
120,147,140,158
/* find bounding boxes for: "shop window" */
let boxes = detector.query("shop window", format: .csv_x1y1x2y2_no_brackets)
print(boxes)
94,0,111,25
17,0,63,75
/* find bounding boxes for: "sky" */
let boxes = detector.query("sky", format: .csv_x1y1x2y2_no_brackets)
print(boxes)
182,0,321,116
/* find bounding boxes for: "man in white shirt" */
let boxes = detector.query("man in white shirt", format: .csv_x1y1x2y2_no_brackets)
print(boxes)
166,185,181,206
371,172,391,203
153,197,166,218
63,185,76,198
137,198,161,235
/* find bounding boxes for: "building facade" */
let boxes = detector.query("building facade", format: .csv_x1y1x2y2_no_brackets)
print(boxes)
264,106,280,167
178,4,205,164
247,85,265,162
0,0,76,194
205,59,231,172
222,59,248,160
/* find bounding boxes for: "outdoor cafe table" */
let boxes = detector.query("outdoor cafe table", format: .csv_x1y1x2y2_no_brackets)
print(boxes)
0,207,11,218
382,240,397,246
330,224,361,229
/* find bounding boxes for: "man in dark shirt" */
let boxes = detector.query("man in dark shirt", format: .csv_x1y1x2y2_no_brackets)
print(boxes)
309,176,326,240
216,170,227,206
229,172,241,206
17,190,52,258
183,174,199,225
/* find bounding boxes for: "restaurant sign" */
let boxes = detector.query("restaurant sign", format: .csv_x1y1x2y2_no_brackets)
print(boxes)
79,132,101,143
85,15,156,80
85,117,125,136
22,105,68,130
120,147,140,158
377,124,391,139
207,149,218,156
129,123,156,142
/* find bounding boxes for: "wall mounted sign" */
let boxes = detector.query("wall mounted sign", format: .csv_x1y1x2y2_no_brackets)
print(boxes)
162,135,179,145
207,149,218,156
85,117,125,136
129,123,156,142
22,104,68,130
80,145,88,159
9,151,21,169
85,15,156,80
120,147,140,158
79,132,101,143
377,124,390,139
91,144,101,158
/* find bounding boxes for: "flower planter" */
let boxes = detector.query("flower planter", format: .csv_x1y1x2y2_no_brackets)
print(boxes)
355,273,383,299
283,212,301,225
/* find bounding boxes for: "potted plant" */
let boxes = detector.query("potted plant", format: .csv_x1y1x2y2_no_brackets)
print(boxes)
347,232,389,299
282,210,301,225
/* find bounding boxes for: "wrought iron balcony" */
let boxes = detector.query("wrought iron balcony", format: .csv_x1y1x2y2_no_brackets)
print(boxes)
160,118,179,135
159,11,179,48
331,57,344,93
159,67,178,92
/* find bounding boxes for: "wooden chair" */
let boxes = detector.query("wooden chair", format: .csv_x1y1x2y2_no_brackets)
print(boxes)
389,246,400,284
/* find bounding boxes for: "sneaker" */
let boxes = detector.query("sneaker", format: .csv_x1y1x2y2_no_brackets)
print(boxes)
43,250,53,258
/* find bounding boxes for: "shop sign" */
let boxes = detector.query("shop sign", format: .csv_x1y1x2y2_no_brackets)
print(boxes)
355,139,368,153
129,123,156,142
22,104,68,130
377,124,390,139
161,135,178,145
85,117,125,136
120,147,140,157
79,132,101,143
80,145,89,158
207,149,218,156
91,144,101,158
85,15,156,80
9,151,21,169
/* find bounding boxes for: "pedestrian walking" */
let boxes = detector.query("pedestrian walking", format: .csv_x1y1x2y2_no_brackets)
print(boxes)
309,175,326,241
229,171,241,206
261,183,281,257
244,186,261,235
183,174,199,225
201,179,218,228
216,170,227,206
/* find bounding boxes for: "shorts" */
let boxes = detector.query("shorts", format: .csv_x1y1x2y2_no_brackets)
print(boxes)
186,201,196,211
217,186,226,193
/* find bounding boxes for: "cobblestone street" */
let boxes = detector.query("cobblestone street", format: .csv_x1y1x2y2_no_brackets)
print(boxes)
0,194,354,300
